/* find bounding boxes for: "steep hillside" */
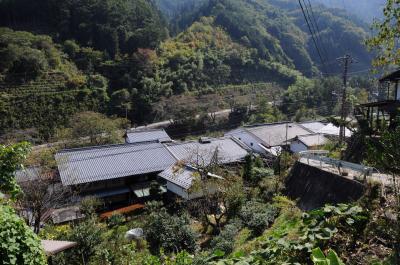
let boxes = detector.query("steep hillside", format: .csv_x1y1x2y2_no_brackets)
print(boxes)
0,0,168,57
159,0,372,74
0,28,108,139
157,17,301,92
314,0,385,23
0,0,375,141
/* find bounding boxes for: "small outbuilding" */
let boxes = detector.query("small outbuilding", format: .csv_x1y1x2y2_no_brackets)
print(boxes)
289,134,330,153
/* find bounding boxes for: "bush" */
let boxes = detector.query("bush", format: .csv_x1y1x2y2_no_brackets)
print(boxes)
209,222,241,255
239,201,278,236
252,167,274,183
145,209,198,254
106,212,125,227
258,176,284,201
66,216,104,265
0,204,47,265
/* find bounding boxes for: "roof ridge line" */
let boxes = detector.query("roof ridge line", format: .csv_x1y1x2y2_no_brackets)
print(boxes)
56,141,160,153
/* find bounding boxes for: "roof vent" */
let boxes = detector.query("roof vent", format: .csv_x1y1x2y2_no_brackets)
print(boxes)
199,137,212,144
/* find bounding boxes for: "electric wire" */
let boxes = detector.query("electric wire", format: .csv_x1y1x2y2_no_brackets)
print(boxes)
298,0,328,74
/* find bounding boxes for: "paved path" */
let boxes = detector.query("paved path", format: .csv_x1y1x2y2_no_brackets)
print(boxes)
299,157,393,188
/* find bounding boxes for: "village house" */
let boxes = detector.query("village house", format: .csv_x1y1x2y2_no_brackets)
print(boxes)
225,122,313,156
226,121,353,156
300,121,352,138
124,128,172,144
54,134,250,205
159,137,249,199
289,133,330,153
55,141,176,207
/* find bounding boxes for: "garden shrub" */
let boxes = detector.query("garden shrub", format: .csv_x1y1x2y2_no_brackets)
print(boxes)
239,200,278,236
209,222,241,255
145,209,198,254
0,204,47,265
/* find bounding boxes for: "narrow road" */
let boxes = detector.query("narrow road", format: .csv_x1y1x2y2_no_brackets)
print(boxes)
134,108,233,130
32,108,235,150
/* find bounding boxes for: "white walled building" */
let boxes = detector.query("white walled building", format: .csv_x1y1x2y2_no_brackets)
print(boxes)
225,122,313,156
289,134,329,153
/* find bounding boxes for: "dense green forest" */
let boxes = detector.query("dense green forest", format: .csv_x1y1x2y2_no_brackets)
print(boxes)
0,0,374,142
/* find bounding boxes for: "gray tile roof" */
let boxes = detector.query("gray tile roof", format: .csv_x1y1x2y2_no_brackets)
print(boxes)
295,134,329,147
244,122,313,147
159,164,196,190
299,121,326,133
165,137,249,165
125,129,171,143
55,142,177,186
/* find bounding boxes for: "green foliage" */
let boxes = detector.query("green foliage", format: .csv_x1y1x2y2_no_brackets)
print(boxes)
311,247,345,265
157,16,285,92
258,175,285,202
106,212,125,228
0,142,30,199
367,127,400,175
0,142,45,265
174,0,371,75
242,155,254,182
209,222,241,255
211,203,367,264
60,111,127,145
66,216,104,265
79,196,102,216
0,0,168,57
145,208,198,254
0,0,375,140
110,88,132,117
248,98,286,124
0,204,47,265
239,200,278,236
366,0,400,67
0,27,76,81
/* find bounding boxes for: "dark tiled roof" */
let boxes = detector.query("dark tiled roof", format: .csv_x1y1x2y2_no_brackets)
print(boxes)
164,137,249,165
55,142,176,186
227,122,313,147
159,164,196,190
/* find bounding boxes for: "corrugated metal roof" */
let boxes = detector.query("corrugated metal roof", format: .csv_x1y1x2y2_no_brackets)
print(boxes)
318,123,353,137
125,129,171,143
55,142,177,186
165,137,248,165
299,121,326,133
296,134,329,147
245,122,313,147
159,164,197,190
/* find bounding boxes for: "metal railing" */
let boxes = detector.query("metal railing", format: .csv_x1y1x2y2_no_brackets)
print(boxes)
298,150,373,177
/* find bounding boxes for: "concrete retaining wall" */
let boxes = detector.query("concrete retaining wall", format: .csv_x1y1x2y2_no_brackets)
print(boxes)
285,161,365,210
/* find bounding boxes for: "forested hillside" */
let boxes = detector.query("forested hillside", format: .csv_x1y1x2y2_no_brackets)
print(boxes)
167,0,372,74
314,0,386,23
0,0,374,142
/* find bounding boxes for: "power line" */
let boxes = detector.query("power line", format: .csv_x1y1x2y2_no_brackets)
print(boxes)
305,0,330,63
298,0,328,74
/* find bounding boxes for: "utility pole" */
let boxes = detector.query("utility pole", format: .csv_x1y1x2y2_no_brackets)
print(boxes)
337,54,353,145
